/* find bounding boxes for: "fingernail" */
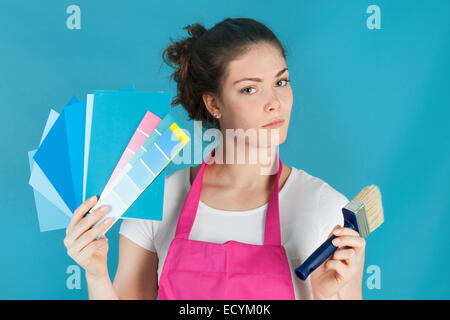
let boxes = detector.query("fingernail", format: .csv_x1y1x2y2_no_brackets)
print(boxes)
100,206,109,212
103,218,112,225
89,196,96,202
334,228,341,235
332,238,340,246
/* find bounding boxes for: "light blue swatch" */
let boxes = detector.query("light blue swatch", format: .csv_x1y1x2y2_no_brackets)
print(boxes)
28,150,71,232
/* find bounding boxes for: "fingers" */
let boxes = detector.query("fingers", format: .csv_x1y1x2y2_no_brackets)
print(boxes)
331,227,366,252
64,205,110,248
331,234,366,251
76,236,108,266
332,227,360,237
332,248,355,264
66,196,98,236
325,227,366,286
69,216,113,255
325,259,348,280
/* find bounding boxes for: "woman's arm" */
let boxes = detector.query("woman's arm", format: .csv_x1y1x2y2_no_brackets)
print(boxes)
85,273,118,300
64,197,119,300
85,235,158,300
111,235,159,299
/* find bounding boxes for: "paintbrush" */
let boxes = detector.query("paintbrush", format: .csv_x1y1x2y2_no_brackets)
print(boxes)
295,185,384,280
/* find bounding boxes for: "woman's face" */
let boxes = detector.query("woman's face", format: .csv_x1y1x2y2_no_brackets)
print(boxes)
214,42,293,148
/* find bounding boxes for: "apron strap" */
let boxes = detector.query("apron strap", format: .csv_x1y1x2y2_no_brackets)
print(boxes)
174,148,283,246
264,153,283,246
174,149,214,240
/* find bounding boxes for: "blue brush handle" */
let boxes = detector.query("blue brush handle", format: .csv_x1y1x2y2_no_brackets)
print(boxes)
295,209,359,280
295,235,338,280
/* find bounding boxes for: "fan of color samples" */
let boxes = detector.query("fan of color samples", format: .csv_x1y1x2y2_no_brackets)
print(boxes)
27,88,190,232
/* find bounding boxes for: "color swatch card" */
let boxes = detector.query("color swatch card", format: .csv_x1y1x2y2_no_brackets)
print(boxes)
32,87,134,215
28,150,72,231
27,88,190,233
32,98,85,213
85,90,171,220
99,111,181,199
92,117,190,236
29,97,79,219
102,110,162,196
28,108,73,231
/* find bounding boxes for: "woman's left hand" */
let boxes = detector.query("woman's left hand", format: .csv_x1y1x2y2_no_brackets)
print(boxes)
310,226,366,300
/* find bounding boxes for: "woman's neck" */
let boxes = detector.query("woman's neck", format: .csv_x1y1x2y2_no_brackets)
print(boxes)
206,140,280,190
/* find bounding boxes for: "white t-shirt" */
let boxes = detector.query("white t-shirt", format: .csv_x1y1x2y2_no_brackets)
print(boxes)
119,166,349,300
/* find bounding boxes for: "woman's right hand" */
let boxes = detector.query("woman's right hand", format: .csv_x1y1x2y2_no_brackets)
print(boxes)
63,196,114,280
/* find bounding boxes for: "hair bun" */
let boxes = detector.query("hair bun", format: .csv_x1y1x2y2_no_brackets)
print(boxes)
162,24,206,69
184,23,207,42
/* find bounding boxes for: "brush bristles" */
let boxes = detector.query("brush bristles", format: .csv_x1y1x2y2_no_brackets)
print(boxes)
354,185,384,233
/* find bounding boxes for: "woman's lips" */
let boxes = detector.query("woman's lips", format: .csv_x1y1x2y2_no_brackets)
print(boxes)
262,119,285,129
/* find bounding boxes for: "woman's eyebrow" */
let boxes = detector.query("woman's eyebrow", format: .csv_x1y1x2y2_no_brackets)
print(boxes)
233,68,288,85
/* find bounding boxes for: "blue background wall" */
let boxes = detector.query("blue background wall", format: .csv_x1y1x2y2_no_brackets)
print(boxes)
0,0,449,299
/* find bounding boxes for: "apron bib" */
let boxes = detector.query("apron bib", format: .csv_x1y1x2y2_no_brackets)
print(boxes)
158,149,295,300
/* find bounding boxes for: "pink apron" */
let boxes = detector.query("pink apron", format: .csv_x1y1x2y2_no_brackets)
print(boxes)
158,149,295,300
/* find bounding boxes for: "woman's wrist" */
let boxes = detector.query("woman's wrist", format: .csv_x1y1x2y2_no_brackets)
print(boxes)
85,271,109,284
85,272,118,300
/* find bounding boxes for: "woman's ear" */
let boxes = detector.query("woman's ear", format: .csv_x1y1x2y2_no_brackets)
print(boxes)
202,92,221,119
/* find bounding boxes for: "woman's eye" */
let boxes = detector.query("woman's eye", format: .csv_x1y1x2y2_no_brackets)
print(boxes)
241,79,290,95
241,87,256,94
277,79,290,87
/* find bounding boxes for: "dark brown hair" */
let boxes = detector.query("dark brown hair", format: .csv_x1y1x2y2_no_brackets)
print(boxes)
161,17,288,129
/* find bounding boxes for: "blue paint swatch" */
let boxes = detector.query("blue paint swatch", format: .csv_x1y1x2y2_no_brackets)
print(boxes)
113,175,140,205
33,98,82,213
156,127,184,158
141,144,169,174
127,160,155,190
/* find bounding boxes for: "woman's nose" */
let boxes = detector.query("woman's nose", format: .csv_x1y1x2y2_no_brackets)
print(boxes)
264,89,282,112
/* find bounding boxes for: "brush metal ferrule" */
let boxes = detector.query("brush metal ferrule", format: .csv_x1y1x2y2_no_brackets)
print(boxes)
343,199,370,238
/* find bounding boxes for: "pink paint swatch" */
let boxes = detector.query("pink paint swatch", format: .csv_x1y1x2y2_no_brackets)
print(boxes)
103,111,162,191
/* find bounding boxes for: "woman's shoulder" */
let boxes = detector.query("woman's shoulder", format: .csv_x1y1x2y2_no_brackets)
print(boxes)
283,167,348,237
286,166,349,207
284,166,323,191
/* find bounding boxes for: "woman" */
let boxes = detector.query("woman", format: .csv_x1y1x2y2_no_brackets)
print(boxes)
63,17,365,300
